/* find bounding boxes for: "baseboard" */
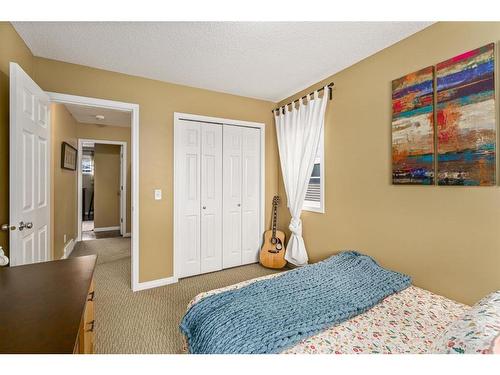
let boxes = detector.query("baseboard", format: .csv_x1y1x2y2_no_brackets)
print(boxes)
94,226,120,232
123,232,131,238
133,276,178,292
61,239,76,259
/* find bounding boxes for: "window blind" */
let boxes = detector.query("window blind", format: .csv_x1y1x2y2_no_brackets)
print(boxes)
304,163,321,202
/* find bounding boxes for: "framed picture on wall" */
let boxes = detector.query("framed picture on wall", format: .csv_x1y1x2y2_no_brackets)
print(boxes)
61,142,77,171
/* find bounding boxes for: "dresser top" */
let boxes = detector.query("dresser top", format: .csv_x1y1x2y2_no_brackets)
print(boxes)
0,255,97,353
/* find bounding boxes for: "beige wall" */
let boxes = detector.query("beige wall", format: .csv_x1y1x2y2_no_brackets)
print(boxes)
32,56,278,283
77,123,132,233
277,22,500,305
51,103,78,260
0,22,34,257
0,22,278,281
94,144,121,229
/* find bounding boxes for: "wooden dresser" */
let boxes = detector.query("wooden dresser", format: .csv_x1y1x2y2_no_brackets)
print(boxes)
0,255,97,354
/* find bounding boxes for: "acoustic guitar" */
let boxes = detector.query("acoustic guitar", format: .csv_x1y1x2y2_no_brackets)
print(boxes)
259,195,286,269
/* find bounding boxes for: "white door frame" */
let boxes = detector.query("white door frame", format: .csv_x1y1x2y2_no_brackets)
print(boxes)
77,139,127,238
47,92,141,291
173,112,266,281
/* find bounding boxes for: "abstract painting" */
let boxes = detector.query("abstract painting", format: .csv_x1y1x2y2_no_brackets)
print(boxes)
392,66,435,184
436,43,496,186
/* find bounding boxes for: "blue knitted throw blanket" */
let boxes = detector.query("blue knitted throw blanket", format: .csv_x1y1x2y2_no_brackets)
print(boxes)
180,251,411,354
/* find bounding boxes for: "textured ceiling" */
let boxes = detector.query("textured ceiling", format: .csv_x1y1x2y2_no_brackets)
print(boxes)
14,22,432,101
65,103,131,127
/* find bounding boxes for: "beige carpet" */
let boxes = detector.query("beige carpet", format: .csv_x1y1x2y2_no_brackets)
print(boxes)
71,237,131,264
71,238,280,353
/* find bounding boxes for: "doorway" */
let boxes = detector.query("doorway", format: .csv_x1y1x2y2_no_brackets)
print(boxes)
47,92,140,291
79,139,127,241
8,62,147,291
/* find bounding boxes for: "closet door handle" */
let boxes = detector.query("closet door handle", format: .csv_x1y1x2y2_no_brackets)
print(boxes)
237,203,241,207
202,206,206,210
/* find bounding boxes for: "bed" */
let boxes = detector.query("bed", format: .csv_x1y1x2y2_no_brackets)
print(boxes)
183,271,469,354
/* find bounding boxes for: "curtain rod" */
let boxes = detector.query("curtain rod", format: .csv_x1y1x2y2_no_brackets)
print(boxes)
271,82,334,114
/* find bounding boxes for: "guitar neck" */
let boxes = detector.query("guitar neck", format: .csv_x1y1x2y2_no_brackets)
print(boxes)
271,202,277,238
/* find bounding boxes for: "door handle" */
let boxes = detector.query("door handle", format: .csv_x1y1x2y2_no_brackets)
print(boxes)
18,221,33,231
237,203,241,207
1,224,16,231
202,206,206,210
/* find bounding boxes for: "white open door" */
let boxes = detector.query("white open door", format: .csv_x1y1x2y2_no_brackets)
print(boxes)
9,62,51,266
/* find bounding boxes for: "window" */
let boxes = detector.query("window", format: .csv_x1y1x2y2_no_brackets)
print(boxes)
81,154,94,175
303,129,324,213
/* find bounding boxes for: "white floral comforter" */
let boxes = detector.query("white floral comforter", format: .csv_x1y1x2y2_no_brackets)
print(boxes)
184,273,469,354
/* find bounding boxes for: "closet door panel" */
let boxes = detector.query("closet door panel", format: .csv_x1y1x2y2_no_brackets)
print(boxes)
241,127,261,264
223,126,243,268
200,124,223,273
176,121,201,278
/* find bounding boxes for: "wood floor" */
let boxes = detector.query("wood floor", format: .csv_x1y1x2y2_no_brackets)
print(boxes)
81,221,122,241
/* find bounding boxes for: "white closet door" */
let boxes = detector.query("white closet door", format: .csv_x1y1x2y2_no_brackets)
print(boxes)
241,127,261,264
222,126,243,268
176,120,201,277
200,124,223,273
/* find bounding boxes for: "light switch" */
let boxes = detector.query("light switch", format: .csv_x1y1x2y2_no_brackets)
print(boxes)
154,189,162,200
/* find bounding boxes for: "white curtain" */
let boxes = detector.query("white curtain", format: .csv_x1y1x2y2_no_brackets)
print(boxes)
275,87,328,266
